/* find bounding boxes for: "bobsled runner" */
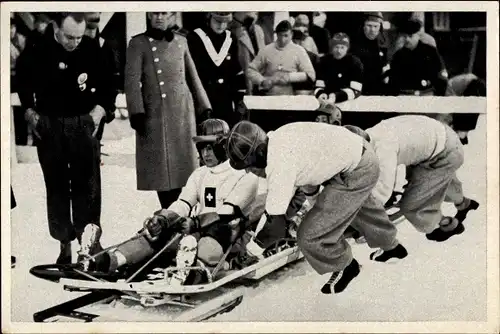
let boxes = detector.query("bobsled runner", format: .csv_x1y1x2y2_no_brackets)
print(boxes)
29,191,405,323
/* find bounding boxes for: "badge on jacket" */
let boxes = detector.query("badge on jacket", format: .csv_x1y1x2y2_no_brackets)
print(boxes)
78,73,88,91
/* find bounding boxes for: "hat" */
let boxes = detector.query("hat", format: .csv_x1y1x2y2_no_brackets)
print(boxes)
210,12,233,23
398,19,422,35
365,12,384,23
226,121,267,170
331,32,350,47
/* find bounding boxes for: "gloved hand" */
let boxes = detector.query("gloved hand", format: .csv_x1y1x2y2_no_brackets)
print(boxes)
130,113,146,135
179,217,199,234
143,216,164,240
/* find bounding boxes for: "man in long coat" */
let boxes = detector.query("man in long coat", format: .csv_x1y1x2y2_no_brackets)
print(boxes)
125,12,212,209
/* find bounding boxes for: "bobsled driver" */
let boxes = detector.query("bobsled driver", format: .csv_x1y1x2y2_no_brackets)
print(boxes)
344,115,479,243
82,119,259,285
225,120,408,295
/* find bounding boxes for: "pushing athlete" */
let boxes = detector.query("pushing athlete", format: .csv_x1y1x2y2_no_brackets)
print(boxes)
225,120,408,294
344,115,479,243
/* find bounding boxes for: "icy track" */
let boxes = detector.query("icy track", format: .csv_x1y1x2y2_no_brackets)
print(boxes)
10,116,487,322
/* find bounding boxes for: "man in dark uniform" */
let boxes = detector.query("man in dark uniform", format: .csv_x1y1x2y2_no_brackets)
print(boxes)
388,19,448,97
16,12,117,264
314,33,364,104
350,12,390,96
187,12,247,127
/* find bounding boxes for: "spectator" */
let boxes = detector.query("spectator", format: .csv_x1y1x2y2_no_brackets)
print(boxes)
16,12,117,264
125,12,212,210
388,19,448,97
231,12,266,96
310,11,331,56
350,12,391,96
84,12,122,123
314,33,364,104
292,23,320,95
247,20,316,96
11,18,28,146
445,73,486,145
25,13,50,48
391,13,437,59
294,14,319,55
187,12,247,127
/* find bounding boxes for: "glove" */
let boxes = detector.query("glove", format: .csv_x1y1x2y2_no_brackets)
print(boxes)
179,217,199,234
143,216,164,240
130,113,146,135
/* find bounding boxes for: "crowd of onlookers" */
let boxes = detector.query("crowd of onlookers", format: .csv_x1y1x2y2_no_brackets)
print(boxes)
11,11,486,147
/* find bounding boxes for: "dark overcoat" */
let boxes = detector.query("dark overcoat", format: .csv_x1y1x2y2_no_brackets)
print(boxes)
125,32,211,191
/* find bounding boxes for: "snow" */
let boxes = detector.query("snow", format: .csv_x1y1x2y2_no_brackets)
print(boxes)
9,115,488,323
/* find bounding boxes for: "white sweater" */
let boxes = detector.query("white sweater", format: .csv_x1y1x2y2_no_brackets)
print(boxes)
366,115,447,204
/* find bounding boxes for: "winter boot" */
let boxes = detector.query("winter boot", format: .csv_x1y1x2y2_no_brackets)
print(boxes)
56,242,72,265
77,224,103,270
370,243,408,262
321,258,361,294
169,235,199,286
426,216,464,242
455,198,479,224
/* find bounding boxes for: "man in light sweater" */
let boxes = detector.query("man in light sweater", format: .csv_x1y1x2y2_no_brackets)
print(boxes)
225,121,408,295
246,20,315,96
345,116,479,242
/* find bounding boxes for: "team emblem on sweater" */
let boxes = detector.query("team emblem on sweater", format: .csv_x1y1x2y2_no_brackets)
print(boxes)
204,187,216,208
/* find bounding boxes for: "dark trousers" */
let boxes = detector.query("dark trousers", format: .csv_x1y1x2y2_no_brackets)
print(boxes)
36,115,102,243
157,188,182,209
13,106,28,146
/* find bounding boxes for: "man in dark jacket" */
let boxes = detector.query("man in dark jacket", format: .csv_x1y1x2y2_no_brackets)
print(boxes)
16,12,117,264
388,19,448,97
350,12,390,96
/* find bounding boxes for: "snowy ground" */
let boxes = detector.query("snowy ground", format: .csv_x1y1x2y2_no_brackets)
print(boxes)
9,115,488,323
